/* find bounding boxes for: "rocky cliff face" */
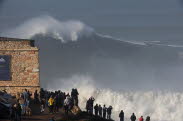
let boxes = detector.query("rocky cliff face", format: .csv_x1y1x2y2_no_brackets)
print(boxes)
60,106,114,121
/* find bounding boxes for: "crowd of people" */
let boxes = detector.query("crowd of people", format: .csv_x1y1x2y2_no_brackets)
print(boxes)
86,97,113,120
7,88,151,121
40,88,79,115
8,88,79,121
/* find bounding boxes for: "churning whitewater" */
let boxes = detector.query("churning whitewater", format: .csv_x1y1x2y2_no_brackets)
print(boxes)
1,15,183,121
47,75,183,121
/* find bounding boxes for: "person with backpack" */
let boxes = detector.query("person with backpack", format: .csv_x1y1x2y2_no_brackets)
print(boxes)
130,113,136,121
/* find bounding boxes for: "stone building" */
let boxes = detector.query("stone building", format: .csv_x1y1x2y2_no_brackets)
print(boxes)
0,37,40,96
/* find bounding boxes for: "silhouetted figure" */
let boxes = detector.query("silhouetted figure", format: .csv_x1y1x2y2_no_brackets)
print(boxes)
10,104,16,121
103,105,107,119
98,105,102,117
27,90,32,100
107,106,113,119
53,95,59,113
23,89,28,101
34,90,39,104
139,116,144,121
71,88,79,106
119,110,124,121
64,95,71,115
86,97,95,115
145,116,150,121
40,88,45,100
16,103,22,121
94,104,99,116
130,113,136,121
40,99,45,113
86,100,90,113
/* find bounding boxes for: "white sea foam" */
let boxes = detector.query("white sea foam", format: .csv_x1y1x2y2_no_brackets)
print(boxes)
2,15,183,48
2,15,94,42
1,15,148,46
47,75,183,121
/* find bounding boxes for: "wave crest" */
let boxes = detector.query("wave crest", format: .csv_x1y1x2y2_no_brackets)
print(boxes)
2,15,94,42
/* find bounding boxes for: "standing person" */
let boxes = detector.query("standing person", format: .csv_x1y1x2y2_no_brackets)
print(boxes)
19,96,25,115
98,105,102,117
23,89,28,101
10,104,16,121
64,95,71,115
89,97,95,115
103,105,107,119
74,88,79,106
34,90,39,104
16,102,22,121
130,113,136,121
119,110,124,121
54,94,60,113
139,116,144,121
86,100,90,113
71,88,79,106
39,88,45,100
94,104,99,116
27,90,32,101
40,99,45,113
48,95,54,114
145,116,150,121
107,106,113,119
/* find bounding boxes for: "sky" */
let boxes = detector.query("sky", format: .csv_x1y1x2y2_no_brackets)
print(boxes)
1,0,183,90
1,0,183,41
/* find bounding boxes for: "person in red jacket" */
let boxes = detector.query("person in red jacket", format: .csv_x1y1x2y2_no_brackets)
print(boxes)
139,116,144,121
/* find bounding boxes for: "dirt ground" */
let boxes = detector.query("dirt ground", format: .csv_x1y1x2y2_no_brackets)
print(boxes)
0,105,65,121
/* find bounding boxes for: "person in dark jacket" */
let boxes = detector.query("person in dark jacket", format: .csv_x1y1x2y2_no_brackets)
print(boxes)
71,88,79,106
119,110,124,121
103,105,107,119
107,106,113,119
34,90,39,104
10,104,16,121
145,116,150,121
130,113,136,121
86,100,90,113
40,99,45,113
94,104,99,116
16,103,22,121
98,105,102,117
53,95,59,113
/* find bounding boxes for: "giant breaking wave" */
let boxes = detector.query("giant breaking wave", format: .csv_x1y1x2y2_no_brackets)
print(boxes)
2,15,94,43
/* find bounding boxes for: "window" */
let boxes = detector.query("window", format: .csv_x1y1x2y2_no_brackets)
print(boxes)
0,55,11,81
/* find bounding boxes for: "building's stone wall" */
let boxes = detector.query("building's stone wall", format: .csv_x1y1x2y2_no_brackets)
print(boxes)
0,37,40,96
